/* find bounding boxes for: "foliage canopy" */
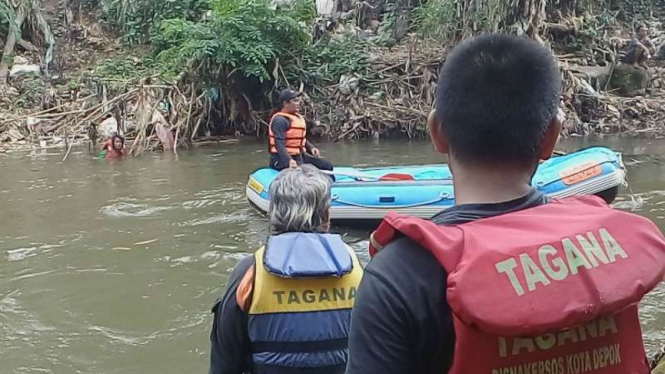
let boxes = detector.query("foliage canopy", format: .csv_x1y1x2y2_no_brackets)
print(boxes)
152,0,311,82
78,0,371,101
100,0,210,45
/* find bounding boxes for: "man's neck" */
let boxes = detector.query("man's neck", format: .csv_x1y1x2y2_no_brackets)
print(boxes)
451,163,534,205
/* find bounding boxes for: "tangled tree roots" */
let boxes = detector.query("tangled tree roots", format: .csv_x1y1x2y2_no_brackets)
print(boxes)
303,42,441,140
0,75,213,156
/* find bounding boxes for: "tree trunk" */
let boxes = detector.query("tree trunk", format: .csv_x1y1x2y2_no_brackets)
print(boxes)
503,0,547,41
17,39,38,52
560,0,577,16
0,7,27,85
392,0,412,42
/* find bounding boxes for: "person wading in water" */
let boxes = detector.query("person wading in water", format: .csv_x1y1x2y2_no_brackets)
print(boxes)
345,34,665,374
268,89,333,171
101,134,125,159
209,165,362,374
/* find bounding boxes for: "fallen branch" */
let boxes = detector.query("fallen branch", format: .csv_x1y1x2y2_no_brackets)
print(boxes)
17,39,38,52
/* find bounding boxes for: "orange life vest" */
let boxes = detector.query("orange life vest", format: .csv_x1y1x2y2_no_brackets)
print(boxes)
369,195,665,374
269,113,307,155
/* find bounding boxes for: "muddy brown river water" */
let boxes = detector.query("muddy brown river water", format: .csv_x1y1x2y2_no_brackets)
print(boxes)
0,137,662,374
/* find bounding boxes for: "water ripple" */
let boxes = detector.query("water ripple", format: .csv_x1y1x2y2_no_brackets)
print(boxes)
7,247,38,262
182,199,219,210
100,202,174,218
87,325,157,346
178,212,248,227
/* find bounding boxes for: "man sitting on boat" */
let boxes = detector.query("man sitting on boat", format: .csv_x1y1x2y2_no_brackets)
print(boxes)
268,89,333,171
209,164,362,374
346,34,665,374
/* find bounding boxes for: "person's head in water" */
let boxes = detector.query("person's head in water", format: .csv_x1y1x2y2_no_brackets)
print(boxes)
636,24,649,39
268,164,332,234
427,34,561,181
112,134,125,151
278,89,302,115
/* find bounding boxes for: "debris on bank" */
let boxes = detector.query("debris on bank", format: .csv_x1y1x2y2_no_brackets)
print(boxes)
305,42,440,140
2,5,665,155
557,17,665,138
303,15,665,140
0,75,208,155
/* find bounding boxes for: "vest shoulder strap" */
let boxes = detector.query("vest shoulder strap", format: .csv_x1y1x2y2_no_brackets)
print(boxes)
370,211,465,271
271,112,303,124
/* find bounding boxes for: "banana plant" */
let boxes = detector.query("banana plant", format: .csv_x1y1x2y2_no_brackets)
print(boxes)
0,0,55,84
0,1,15,23
0,0,26,84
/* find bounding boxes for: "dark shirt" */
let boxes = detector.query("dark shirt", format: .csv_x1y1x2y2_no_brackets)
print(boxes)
623,37,655,64
345,189,549,374
270,115,314,169
209,256,254,374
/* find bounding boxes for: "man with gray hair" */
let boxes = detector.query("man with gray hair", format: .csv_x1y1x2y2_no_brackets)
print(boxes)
209,164,363,374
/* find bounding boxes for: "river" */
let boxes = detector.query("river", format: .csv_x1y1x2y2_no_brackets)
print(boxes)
0,137,663,374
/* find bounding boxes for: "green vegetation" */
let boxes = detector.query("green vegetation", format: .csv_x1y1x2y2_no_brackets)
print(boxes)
83,0,373,136
13,76,43,108
1,0,658,90
90,0,369,89
285,38,370,85
92,55,164,89
413,0,461,41
413,0,544,42
1,0,660,140
412,0,655,41
0,2,13,27
1,0,54,84
100,0,210,45
152,0,311,82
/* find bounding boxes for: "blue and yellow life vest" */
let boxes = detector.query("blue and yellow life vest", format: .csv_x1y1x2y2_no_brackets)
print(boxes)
248,232,364,374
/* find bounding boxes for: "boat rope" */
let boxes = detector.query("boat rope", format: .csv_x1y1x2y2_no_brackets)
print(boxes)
618,157,644,210
332,192,452,209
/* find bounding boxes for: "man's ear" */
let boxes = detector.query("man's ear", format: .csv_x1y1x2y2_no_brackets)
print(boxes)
428,110,450,154
320,210,331,233
539,117,562,161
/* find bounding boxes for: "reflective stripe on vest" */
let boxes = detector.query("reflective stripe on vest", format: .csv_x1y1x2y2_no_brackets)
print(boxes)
269,113,307,155
369,195,665,374
248,246,363,374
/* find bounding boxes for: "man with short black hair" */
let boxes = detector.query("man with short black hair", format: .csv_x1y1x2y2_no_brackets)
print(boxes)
269,89,333,171
346,34,665,374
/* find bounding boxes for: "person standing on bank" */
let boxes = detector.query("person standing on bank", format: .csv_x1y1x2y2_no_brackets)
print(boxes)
346,34,665,374
269,89,334,171
209,164,362,374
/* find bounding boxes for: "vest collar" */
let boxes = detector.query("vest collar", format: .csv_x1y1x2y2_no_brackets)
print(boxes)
265,233,353,278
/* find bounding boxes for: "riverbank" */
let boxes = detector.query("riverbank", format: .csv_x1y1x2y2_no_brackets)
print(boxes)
2,2,665,152
2,40,665,155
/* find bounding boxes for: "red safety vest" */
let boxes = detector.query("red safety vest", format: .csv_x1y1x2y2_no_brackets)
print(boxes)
269,112,307,155
369,195,665,374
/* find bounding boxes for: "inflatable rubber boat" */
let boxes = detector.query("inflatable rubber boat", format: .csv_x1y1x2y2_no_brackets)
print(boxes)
246,147,625,222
